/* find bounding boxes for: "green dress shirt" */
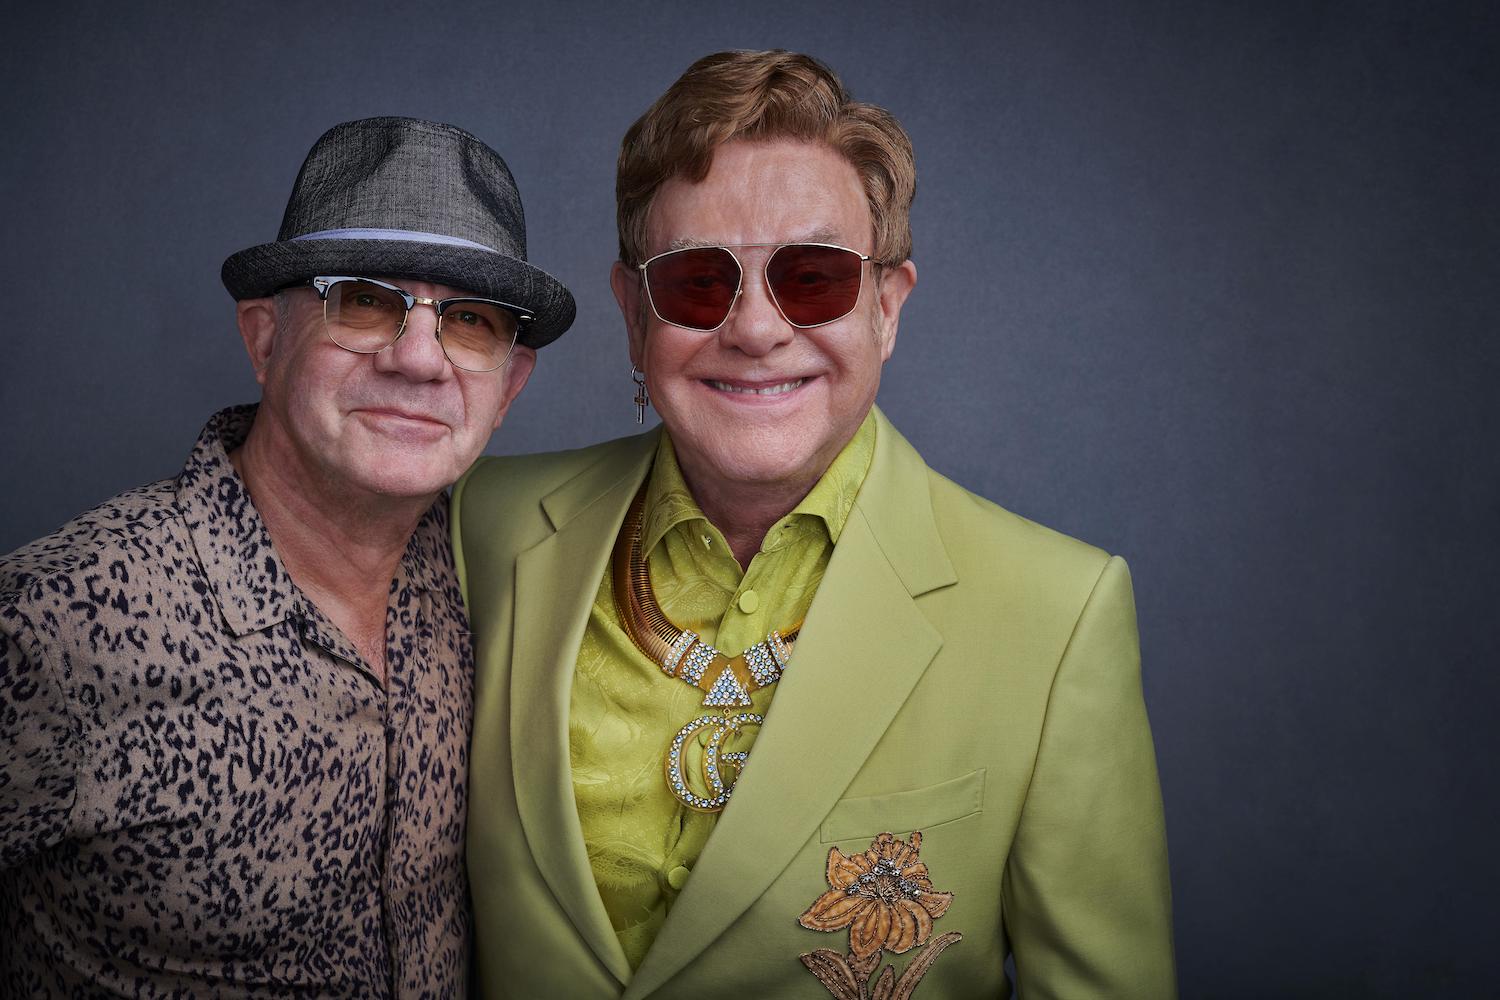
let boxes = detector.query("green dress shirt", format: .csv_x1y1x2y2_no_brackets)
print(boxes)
569,414,876,969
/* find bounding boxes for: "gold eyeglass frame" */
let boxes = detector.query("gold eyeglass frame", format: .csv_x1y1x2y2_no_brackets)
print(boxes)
636,242,874,333
305,275,533,373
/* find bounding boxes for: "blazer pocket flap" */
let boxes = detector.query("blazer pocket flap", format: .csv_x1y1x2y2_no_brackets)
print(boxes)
820,769,986,844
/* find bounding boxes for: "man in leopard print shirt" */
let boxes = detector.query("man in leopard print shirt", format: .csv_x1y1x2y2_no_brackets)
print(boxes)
0,117,575,997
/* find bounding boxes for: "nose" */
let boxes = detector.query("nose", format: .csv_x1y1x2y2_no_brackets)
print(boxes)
373,302,452,381
717,264,795,356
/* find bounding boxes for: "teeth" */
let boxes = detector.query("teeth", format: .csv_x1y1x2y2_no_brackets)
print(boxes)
708,379,805,396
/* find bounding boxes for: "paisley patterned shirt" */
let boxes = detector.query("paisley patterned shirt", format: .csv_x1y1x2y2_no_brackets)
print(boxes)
0,406,472,999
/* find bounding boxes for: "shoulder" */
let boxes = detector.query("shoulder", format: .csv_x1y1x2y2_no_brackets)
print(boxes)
456,433,653,504
453,433,654,540
1,478,183,619
873,437,1144,726
926,468,1113,586
922,467,1131,649
866,412,1123,641
450,432,656,593
869,411,1114,593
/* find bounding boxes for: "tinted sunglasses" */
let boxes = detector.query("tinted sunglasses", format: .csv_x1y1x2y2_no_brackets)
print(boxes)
637,242,873,332
295,276,529,372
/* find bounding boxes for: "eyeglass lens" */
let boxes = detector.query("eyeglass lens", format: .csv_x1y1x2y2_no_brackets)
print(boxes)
323,279,519,372
644,244,865,331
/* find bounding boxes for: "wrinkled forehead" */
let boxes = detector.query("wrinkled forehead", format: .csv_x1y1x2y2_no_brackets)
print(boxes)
644,139,873,255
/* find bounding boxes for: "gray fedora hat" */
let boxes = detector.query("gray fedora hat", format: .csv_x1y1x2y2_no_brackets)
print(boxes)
221,116,575,349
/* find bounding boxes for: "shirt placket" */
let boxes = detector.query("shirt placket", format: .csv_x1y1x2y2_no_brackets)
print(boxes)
654,523,787,893
378,575,428,998
283,599,393,993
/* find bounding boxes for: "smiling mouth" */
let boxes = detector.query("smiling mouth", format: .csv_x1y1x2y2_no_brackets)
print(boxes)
704,378,808,396
358,408,449,427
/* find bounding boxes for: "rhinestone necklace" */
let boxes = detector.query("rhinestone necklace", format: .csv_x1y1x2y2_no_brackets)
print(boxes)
611,486,799,813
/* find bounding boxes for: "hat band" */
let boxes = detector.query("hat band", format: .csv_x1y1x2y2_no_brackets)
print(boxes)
290,228,500,253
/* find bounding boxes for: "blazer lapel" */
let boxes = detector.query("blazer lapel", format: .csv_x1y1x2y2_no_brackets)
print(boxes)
509,432,658,987
624,410,957,999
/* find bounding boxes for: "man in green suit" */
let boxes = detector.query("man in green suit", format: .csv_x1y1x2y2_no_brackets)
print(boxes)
454,50,1176,998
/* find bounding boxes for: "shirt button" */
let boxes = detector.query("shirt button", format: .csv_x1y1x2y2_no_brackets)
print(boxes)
737,590,760,614
667,865,691,890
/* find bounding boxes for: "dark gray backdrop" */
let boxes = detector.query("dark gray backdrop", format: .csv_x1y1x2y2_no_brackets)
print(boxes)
3,1,1496,996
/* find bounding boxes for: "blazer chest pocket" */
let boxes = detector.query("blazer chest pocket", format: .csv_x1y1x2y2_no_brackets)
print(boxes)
820,768,986,844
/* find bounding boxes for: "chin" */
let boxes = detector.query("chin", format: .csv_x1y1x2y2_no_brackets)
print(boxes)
346,457,457,501
698,434,827,490
665,399,850,488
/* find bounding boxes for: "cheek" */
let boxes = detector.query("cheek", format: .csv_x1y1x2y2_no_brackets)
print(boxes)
822,327,878,376
643,330,698,385
823,346,886,410
259,351,303,407
460,378,509,435
269,349,362,426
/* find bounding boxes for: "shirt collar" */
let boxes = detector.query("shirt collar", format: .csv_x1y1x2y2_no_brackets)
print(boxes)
639,409,878,560
174,404,454,640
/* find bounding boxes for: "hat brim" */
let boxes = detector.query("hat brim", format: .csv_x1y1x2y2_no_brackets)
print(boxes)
221,238,576,349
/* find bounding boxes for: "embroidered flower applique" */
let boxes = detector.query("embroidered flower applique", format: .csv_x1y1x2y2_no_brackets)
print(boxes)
797,831,961,1000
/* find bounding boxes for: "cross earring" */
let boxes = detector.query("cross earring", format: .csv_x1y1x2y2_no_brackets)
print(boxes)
631,365,650,424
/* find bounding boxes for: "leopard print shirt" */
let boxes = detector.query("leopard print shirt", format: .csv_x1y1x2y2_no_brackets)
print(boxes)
0,406,472,998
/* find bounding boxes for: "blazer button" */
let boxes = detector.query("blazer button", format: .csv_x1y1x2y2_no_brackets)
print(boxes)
737,590,760,614
666,865,691,890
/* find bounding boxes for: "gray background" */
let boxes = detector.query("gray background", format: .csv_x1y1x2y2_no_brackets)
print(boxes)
2,1,1496,996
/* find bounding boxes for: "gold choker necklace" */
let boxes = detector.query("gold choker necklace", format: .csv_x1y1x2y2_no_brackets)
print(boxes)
612,487,798,813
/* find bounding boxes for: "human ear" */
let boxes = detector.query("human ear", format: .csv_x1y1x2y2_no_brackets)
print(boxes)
874,260,917,362
490,346,537,430
235,297,279,387
611,260,649,369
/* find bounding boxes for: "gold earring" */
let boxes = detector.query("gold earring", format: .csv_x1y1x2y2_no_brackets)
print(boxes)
631,364,650,424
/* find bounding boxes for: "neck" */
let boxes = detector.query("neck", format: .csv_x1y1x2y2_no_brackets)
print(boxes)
674,456,824,569
230,421,432,680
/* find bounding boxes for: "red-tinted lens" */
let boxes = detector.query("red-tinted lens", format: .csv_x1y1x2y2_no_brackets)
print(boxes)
644,247,742,330
765,244,865,327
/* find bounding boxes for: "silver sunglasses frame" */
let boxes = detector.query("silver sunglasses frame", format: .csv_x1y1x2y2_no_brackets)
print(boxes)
308,275,533,373
636,242,873,333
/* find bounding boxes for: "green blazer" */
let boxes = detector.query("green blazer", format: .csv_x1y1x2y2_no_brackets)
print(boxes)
453,409,1175,999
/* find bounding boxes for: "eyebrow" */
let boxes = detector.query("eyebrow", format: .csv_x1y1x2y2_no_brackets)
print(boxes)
665,227,847,252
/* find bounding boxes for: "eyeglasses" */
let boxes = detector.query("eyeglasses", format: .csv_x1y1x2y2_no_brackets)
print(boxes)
302,276,532,372
637,242,873,333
